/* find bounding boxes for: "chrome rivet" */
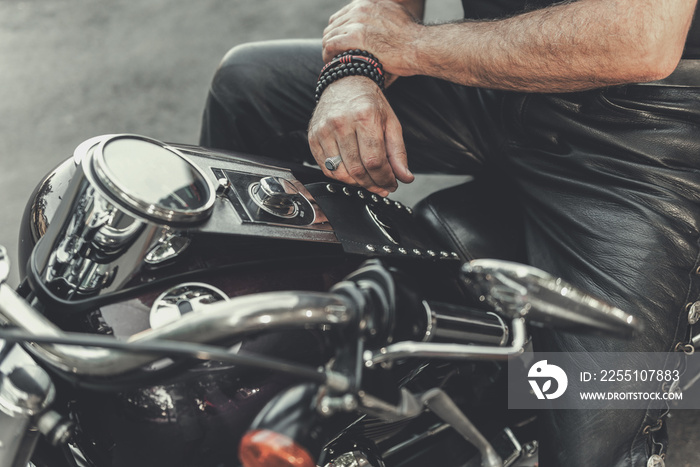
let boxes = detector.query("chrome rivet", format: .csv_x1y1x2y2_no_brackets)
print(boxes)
398,247,407,255
440,251,449,258
357,191,365,199
371,194,379,203
326,184,336,193
450,252,459,259
366,244,376,252
406,206,413,214
342,187,352,196
383,198,391,205
427,250,436,257
382,246,392,253
688,301,700,325
413,249,422,256
394,201,402,209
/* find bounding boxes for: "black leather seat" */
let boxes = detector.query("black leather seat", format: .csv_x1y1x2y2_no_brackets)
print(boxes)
413,178,526,263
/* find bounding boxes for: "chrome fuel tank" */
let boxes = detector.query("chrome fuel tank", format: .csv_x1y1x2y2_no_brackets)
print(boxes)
23,134,342,314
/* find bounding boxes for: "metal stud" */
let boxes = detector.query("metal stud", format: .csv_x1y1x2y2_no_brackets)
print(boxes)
405,206,413,215
440,251,449,258
371,194,379,203
357,191,365,199
412,249,422,256
688,301,700,325
394,201,402,209
398,247,407,255
383,198,391,205
326,184,336,193
342,187,352,196
382,246,392,254
427,250,436,257
366,244,376,252
450,252,459,259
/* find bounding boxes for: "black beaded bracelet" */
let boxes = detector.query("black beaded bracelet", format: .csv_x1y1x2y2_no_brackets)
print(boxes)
315,50,385,102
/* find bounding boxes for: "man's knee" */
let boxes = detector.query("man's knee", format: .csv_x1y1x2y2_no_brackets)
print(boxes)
209,42,271,107
201,39,319,157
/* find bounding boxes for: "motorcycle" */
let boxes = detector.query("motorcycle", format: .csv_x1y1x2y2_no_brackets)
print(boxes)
0,133,640,467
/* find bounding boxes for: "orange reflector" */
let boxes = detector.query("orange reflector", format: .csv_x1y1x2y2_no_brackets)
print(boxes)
239,429,316,467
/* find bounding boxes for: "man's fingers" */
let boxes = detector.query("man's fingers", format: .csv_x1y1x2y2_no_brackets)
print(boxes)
323,25,363,62
328,3,352,25
356,122,397,192
335,129,373,188
310,130,354,185
385,114,414,184
325,8,353,34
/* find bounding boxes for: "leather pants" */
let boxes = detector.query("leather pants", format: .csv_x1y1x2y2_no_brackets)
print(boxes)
200,39,700,467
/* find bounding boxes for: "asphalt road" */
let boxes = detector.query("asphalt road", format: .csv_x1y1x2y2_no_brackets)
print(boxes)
0,1,697,465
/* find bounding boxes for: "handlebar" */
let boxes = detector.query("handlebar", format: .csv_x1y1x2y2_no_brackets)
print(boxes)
0,247,640,385
0,283,356,378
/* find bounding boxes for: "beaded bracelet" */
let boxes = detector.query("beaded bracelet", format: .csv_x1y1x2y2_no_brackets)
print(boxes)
315,49,385,102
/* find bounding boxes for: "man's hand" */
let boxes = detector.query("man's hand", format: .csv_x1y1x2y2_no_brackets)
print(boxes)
322,0,422,77
308,76,414,197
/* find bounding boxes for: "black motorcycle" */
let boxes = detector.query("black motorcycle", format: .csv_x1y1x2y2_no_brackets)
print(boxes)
0,134,638,467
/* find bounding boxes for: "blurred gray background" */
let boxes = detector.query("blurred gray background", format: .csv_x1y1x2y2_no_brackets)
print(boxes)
0,0,698,465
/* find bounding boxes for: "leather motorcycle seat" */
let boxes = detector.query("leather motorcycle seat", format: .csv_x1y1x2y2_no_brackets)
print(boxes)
413,178,527,263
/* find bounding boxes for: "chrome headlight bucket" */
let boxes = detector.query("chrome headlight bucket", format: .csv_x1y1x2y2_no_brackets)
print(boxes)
28,135,216,307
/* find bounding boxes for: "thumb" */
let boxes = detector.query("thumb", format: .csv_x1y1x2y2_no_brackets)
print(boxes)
385,117,414,184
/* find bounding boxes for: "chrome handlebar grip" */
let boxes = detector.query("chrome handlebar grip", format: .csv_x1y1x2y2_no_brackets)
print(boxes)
364,318,527,367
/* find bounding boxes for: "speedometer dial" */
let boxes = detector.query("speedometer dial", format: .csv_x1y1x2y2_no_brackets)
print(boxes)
89,135,215,224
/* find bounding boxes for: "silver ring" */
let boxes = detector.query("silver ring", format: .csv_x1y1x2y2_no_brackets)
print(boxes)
324,155,343,171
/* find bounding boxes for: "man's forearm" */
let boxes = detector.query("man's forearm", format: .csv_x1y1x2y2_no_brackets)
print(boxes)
384,0,425,85
409,0,697,92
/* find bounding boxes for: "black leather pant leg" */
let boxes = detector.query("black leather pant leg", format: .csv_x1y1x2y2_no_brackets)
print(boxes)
501,86,700,466
383,75,502,174
199,39,323,162
199,39,501,174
